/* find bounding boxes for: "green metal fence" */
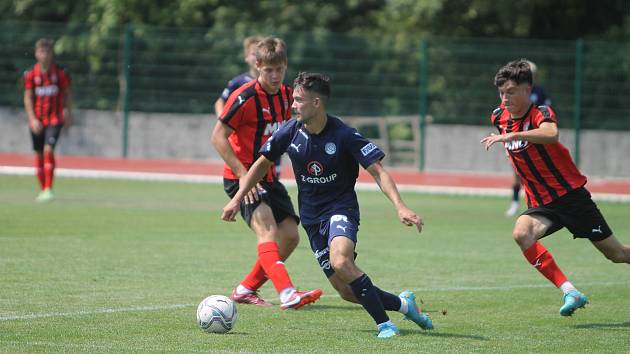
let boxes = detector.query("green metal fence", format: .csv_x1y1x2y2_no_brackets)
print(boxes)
3,21,629,127
2,21,629,162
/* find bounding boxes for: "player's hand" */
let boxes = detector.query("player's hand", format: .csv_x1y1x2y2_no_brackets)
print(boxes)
29,119,42,134
398,206,424,233
243,183,264,205
221,199,240,222
481,132,514,150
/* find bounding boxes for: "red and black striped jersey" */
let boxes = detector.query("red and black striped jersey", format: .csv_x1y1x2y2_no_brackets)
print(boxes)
23,63,71,126
219,80,293,182
491,104,587,207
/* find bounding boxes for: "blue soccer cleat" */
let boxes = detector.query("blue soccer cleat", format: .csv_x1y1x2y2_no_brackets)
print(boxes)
559,290,588,316
399,290,434,330
377,322,400,338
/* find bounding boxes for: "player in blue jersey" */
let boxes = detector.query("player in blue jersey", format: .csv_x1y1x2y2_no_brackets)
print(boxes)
222,72,433,338
214,36,262,117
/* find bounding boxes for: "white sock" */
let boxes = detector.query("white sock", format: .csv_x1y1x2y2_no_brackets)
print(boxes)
398,297,409,314
279,287,296,303
235,284,254,295
559,281,577,294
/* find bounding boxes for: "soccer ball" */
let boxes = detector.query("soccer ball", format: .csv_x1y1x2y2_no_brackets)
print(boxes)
196,295,237,333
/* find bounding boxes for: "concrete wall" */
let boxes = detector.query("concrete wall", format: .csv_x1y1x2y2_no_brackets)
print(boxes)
2,106,629,178
1,107,218,160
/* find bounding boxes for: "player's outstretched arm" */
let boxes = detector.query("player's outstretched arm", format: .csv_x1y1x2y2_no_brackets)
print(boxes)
480,133,503,151
513,121,559,144
481,122,558,150
221,155,274,222
366,161,424,232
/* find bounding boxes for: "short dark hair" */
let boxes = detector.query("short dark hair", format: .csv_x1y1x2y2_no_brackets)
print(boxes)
494,59,533,87
293,72,331,101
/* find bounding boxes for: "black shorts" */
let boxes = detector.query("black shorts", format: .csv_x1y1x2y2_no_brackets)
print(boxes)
523,187,613,242
223,178,299,227
31,124,63,152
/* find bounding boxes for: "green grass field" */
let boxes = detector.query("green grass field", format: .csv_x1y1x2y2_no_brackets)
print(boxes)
1,174,629,353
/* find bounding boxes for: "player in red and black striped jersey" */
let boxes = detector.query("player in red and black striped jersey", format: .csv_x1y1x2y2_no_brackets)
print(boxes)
505,60,553,217
491,104,586,208
211,37,322,310
23,38,72,202
482,59,630,317
212,36,284,178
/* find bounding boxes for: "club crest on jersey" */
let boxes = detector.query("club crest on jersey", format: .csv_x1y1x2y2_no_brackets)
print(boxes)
325,142,336,155
307,161,324,176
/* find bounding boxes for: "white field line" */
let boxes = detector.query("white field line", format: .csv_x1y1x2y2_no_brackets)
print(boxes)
2,166,630,202
1,280,628,322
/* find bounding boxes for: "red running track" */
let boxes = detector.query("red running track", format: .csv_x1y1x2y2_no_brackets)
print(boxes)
2,152,630,195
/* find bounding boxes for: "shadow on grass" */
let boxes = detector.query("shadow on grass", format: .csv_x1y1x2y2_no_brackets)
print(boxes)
285,304,362,311
402,330,488,340
358,329,488,341
574,322,630,330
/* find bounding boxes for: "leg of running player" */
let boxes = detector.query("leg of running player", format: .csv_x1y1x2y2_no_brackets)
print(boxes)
276,217,299,260
250,202,321,309
591,235,630,263
513,214,587,316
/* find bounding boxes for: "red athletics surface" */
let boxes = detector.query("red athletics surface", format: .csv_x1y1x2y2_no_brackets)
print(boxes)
2,152,630,195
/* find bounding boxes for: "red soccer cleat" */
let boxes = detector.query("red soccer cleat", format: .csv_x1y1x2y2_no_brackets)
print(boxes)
230,288,273,307
280,289,323,310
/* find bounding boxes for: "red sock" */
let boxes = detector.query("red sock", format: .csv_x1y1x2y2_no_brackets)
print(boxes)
257,242,293,293
43,151,55,190
240,260,268,291
523,242,568,287
35,154,45,190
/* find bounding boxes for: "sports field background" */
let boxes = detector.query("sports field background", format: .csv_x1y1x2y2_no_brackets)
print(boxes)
1,174,629,353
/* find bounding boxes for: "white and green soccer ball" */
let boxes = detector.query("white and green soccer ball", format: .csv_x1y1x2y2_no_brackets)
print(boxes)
196,295,237,333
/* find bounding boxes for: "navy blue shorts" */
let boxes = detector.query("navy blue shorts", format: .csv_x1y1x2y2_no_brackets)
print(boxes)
303,214,358,278
31,124,63,152
223,178,299,227
523,187,612,242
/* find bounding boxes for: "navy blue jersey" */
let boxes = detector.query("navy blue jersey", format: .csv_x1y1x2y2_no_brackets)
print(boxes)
261,115,385,225
530,85,551,106
220,72,255,101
